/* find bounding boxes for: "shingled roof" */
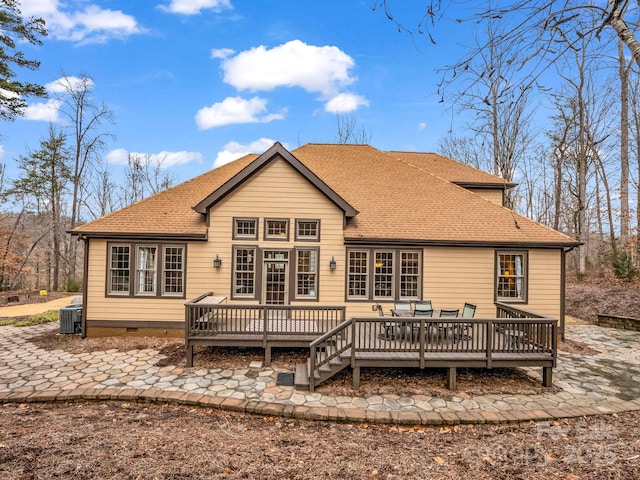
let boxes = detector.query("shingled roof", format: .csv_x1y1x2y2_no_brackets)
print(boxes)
72,143,578,247
72,153,257,239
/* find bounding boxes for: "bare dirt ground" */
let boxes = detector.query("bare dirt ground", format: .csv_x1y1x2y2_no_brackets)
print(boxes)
0,290,71,307
565,275,640,323
2,279,640,479
1,402,638,479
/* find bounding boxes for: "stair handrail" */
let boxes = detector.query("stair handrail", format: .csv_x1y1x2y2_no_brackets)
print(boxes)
309,317,353,391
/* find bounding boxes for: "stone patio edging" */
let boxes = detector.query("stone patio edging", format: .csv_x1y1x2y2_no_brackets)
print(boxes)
2,387,640,426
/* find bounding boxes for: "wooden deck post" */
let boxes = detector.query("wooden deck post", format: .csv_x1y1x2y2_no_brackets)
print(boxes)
186,344,194,368
352,366,360,390
264,345,271,366
447,367,457,390
542,366,553,387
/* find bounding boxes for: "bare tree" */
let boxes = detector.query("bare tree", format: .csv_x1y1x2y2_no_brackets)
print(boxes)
375,1,640,82
87,163,122,219
335,114,372,144
122,153,175,206
630,67,640,261
53,74,114,280
618,38,633,247
441,19,536,209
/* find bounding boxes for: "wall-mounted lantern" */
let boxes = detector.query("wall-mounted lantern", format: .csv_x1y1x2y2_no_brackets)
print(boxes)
213,255,222,269
329,256,337,271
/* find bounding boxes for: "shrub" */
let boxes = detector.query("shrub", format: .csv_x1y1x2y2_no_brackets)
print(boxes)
9,310,60,327
64,278,83,292
612,250,638,281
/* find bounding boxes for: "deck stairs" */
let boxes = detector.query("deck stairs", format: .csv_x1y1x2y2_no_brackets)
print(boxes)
294,339,351,390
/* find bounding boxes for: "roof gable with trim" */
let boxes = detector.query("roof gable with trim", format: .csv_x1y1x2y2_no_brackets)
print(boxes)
193,142,358,218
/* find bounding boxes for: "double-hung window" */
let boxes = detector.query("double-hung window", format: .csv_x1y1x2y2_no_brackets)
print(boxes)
399,251,420,299
136,245,158,295
347,248,422,300
496,251,527,302
163,246,185,296
233,247,256,298
107,243,185,297
295,248,318,299
374,251,394,299
347,250,369,299
109,245,131,295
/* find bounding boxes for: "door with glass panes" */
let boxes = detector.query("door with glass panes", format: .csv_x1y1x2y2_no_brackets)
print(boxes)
262,250,289,305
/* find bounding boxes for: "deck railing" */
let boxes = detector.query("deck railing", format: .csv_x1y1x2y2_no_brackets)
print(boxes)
309,319,352,391
307,304,558,389
185,297,346,339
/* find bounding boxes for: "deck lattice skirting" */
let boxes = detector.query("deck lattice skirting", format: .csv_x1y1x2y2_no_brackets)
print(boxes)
184,296,557,391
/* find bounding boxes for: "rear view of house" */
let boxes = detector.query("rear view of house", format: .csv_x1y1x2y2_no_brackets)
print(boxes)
72,142,578,339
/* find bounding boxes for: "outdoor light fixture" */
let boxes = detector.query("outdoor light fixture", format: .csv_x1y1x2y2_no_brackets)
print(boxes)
213,255,222,269
329,256,337,271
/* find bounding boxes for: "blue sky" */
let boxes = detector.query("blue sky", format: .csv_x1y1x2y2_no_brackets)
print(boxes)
1,0,475,183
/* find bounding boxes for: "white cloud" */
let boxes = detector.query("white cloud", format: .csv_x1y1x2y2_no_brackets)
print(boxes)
324,92,369,113
418,122,427,130
46,76,94,93
213,138,279,168
20,0,145,44
195,96,284,130
220,40,356,97
211,48,235,59
160,0,232,15
0,145,5,159
23,99,63,122
105,149,202,168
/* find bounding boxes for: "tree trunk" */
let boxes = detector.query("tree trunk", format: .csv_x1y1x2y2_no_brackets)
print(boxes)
618,39,630,247
608,6,640,70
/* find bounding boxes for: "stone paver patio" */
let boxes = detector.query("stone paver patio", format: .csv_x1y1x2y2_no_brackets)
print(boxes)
1,322,639,425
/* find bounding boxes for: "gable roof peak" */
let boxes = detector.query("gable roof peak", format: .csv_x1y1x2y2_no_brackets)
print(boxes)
193,141,358,217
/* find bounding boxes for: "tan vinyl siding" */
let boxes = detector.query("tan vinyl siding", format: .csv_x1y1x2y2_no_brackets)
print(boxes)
527,249,562,319
85,239,187,323
466,188,504,206
85,158,347,326
186,157,347,306
84,156,563,329
422,247,495,318
416,247,561,320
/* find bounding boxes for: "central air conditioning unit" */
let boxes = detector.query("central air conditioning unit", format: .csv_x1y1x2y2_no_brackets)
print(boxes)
59,305,82,334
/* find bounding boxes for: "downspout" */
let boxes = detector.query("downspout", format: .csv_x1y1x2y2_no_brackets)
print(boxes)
80,235,89,339
560,246,576,342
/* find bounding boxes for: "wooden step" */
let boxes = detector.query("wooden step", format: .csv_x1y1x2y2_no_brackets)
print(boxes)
294,363,309,389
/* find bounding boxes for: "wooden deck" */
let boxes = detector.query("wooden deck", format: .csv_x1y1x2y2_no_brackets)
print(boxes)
184,295,557,391
305,305,557,391
184,294,346,366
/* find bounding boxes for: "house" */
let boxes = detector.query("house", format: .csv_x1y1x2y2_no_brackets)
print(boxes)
72,142,579,341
